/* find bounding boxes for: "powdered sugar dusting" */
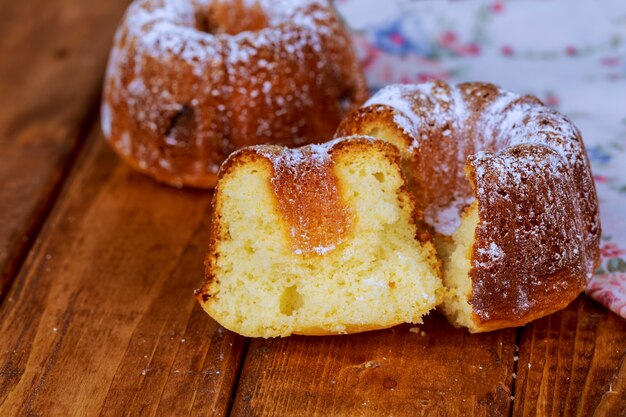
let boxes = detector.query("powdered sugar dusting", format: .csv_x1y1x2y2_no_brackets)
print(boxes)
101,103,112,139
275,142,331,170
252,138,366,257
476,241,504,266
126,0,203,64
122,0,331,74
469,139,590,320
361,82,592,241
254,138,337,171
102,0,367,187
311,244,336,255
428,195,475,236
365,84,423,136
450,85,469,127
353,81,599,323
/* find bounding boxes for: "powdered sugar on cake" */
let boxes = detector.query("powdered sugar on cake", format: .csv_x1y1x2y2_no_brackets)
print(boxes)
251,138,372,257
427,195,475,236
101,0,366,187
365,84,423,137
353,81,599,324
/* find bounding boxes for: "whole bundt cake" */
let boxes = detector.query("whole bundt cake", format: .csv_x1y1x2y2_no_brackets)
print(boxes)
196,137,443,337
336,81,601,332
102,0,368,188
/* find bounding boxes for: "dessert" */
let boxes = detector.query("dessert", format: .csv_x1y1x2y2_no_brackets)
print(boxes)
196,137,443,337
102,0,368,187
336,81,601,332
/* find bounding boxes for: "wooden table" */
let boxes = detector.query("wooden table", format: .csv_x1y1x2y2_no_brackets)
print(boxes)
1,1,625,415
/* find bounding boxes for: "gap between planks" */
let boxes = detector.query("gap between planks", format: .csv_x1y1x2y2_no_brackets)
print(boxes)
0,126,247,416
228,296,626,416
0,95,101,304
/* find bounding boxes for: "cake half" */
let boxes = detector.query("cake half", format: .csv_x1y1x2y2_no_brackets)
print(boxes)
196,137,443,337
336,82,600,332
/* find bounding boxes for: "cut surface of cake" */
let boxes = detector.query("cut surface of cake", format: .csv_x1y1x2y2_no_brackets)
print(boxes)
197,137,443,337
336,81,601,332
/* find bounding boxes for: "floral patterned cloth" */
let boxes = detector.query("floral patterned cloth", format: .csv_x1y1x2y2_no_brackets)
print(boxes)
336,0,626,319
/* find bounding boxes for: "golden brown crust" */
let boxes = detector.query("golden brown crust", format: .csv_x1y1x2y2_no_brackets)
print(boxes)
290,320,416,336
336,81,476,235
466,146,588,331
194,136,440,335
102,0,368,188
221,137,407,256
196,137,420,289
256,144,354,255
337,81,601,332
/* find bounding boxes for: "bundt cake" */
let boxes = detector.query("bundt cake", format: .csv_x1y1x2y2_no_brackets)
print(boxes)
336,81,601,332
102,0,368,188
196,137,443,337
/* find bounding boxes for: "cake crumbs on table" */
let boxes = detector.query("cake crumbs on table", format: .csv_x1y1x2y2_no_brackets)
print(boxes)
409,326,427,336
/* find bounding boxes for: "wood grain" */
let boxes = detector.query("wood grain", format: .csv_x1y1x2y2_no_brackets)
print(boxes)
0,130,245,417
2,2,625,415
0,0,130,297
513,295,626,417
232,314,517,417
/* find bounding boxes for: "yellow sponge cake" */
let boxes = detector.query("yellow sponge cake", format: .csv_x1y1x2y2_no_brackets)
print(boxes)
196,137,443,337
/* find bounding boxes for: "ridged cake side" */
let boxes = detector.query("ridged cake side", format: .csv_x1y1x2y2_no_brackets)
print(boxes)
102,0,368,188
336,81,601,332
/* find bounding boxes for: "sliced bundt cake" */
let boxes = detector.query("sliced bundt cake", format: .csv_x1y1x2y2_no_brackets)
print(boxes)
196,137,443,337
336,81,600,332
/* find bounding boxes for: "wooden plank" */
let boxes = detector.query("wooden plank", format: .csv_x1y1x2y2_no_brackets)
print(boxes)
0,0,131,297
0,129,246,416
513,295,626,416
232,313,517,416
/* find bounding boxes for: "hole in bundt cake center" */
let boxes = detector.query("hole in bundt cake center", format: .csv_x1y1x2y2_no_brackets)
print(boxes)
194,2,270,35
165,105,196,146
195,12,217,34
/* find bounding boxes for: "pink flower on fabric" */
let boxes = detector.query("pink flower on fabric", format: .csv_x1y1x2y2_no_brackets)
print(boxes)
417,73,438,82
600,243,626,260
588,272,626,318
491,1,505,13
465,43,481,56
600,57,621,67
453,45,469,56
437,31,480,57
439,31,457,47
594,175,609,183
565,46,578,56
390,32,406,46
545,94,560,107
501,45,514,56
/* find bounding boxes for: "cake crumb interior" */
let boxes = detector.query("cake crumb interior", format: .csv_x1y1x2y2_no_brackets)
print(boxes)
205,147,443,337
